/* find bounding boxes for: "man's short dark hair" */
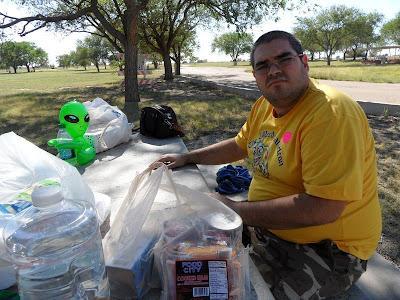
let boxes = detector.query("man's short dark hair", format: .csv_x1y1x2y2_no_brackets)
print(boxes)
250,31,304,69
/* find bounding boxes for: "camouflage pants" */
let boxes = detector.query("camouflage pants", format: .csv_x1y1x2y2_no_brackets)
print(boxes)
247,227,367,300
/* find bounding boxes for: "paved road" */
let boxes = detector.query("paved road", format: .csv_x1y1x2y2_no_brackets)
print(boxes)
182,66,400,105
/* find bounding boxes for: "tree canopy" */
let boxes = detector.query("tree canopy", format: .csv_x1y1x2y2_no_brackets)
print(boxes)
79,35,113,72
342,10,383,60
57,53,73,69
295,5,382,65
0,41,48,72
381,12,400,45
212,32,253,65
293,26,322,61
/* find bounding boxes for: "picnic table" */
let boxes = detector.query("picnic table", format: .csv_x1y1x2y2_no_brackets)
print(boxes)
81,133,274,299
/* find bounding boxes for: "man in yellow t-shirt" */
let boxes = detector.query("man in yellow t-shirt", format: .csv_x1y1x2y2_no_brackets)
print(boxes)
155,31,381,299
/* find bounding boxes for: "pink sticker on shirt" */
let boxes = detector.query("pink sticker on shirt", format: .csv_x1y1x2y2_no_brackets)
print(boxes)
282,131,293,144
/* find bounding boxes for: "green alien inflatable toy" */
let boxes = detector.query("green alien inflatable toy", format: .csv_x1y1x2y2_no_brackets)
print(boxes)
48,100,96,166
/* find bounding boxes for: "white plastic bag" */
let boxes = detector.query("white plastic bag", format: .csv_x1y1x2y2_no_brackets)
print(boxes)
103,164,250,299
0,132,110,244
0,133,94,207
84,97,131,153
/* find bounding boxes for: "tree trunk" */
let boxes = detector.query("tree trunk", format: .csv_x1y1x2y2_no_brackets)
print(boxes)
233,59,237,66
123,6,140,123
352,49,357,61
153,61,159,69
326,52,331,66
163,51,173,81
175,58,181,75
343,52,346,61
26,64,30,72
310,52,314,61
95,63,100,72
12,65,17,73
174,47,181,75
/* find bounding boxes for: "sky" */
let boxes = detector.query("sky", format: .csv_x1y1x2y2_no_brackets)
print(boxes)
1,0,399,64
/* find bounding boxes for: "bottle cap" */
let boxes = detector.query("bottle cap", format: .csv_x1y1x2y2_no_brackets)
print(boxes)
31,185,63,208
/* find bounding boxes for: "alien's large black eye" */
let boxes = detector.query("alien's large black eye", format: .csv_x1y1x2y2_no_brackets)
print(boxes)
84,114,90,122
64,115,79,123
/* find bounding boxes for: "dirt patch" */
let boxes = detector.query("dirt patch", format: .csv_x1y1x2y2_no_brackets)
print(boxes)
139,77,227,102
368,115,400,266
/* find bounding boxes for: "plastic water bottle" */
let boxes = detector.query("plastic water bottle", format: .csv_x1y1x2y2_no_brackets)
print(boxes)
57,127,74,160
3,185,109,299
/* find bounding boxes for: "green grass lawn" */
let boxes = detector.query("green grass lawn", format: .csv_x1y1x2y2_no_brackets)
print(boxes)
308,60,400,83
0,67,121,96
190,60,400,83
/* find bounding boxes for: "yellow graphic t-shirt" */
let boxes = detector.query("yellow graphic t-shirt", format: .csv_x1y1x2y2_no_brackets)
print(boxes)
235,79,381,260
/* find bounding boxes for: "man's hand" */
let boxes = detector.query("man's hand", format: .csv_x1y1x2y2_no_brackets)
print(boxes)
153,153,189,169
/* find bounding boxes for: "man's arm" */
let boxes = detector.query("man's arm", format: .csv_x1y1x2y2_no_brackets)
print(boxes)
155,138,247,169
213,193,347,229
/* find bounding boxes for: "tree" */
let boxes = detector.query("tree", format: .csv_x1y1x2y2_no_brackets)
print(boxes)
212,32,253,65
381,12,400,45
18,41,48,72
79,35,112,72
341,10,383,60
171,26,198,75
57,54,73,68
139,0,306,80
294,26,323,61
0,41,44,73
138,0,205,80
31,47,48,70
0,41,23,73
296,6,357,65
74,46,90,70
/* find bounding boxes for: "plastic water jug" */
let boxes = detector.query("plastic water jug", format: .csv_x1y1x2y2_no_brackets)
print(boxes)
3,185,109,299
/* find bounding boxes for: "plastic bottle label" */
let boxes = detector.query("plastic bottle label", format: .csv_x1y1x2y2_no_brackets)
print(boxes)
59,148,74,160
57,129,74,160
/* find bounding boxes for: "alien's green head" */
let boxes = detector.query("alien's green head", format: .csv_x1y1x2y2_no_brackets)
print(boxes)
59,100,90,138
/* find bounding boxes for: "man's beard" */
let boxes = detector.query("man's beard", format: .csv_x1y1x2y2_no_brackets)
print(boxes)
262,77,308,111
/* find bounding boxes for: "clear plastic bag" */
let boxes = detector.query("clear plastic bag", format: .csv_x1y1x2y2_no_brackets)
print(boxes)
103,163,250,299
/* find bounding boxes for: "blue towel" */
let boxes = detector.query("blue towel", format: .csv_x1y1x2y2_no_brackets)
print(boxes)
216,165,252,195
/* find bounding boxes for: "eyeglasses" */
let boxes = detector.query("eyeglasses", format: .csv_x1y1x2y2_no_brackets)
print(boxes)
254,54,304,74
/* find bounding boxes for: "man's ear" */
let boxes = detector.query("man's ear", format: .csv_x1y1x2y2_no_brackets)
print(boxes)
302,54,310,71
